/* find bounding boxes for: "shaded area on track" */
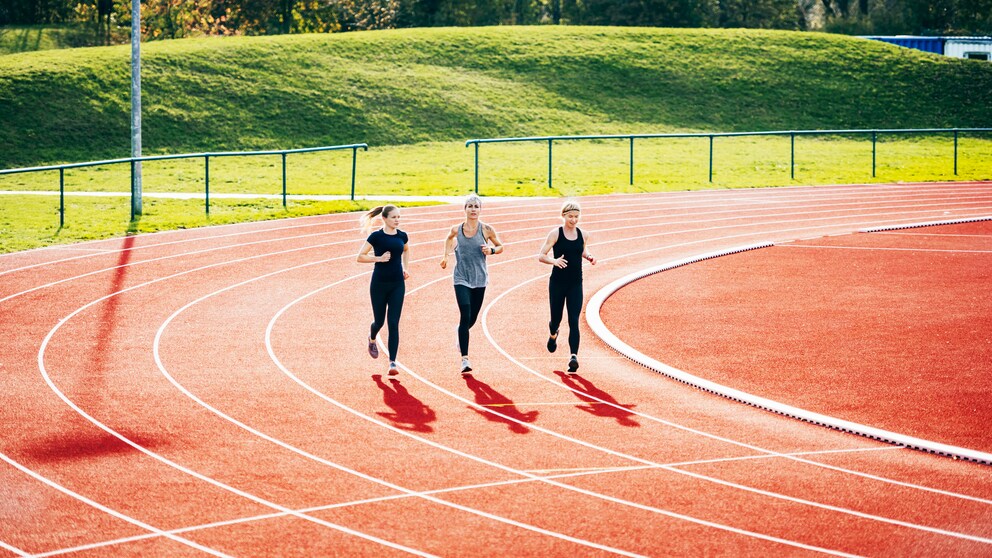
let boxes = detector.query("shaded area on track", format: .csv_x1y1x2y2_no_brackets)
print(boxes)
600,220,992,453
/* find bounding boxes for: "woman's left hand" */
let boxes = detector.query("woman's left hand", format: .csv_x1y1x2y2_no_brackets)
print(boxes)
403,270,411,280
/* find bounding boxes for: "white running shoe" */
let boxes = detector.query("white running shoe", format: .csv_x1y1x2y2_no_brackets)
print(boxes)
461,357,472,374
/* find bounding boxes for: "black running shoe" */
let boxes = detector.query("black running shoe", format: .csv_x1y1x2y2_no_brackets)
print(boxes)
368,338,379,359
567,355,579,373
547,332,558,353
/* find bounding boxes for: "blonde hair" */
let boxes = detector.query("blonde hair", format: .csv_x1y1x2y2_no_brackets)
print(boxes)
561,200,581,215
359,204,398,235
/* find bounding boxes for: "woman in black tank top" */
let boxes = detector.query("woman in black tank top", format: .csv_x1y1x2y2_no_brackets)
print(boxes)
537,201,597,373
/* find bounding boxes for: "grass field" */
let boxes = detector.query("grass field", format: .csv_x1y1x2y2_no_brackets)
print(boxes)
2,26,991,253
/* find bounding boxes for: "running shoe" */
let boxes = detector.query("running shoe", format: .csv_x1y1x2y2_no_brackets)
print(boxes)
567,355,579,373
547,332,558,353
461,357,472,374
387,361,399,376
368,338,379,359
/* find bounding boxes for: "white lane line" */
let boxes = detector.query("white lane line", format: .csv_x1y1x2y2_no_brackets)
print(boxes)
4,183,990,278
35,265,437,556
476,218,992,541
0,539,29,557
152,257,642,557
263,247,881,555
0,451,231,558
15,192,992,556
29,445,897,557
778,244,992,254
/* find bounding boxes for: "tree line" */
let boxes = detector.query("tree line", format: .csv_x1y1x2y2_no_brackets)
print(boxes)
1,0,988,43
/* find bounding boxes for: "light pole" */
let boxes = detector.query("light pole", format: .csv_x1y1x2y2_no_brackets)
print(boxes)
130,0,142,218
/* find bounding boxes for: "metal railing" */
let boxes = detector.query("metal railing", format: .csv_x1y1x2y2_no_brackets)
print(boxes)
465,128,992,194
0,143,369,226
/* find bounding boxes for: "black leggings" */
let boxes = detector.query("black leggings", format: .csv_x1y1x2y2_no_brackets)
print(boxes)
455,285,486,357
549,279,583,355
369,280,405,361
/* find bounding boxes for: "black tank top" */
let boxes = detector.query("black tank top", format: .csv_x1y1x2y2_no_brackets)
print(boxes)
551,227,584,284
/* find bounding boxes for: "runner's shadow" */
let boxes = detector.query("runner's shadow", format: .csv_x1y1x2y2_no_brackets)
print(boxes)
463,374,538,434
373,376,437,433
554,371,639,427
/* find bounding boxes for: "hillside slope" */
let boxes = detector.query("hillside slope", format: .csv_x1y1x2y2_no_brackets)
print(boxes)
1,26,990,167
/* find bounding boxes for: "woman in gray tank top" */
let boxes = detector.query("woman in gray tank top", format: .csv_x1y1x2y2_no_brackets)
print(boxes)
440,195,504,374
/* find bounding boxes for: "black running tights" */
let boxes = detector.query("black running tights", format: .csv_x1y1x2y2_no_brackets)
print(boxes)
548,279,582,355
369,279,405,361
455,285,486,357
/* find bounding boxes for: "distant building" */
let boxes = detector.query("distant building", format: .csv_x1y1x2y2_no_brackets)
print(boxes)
863,36,992,61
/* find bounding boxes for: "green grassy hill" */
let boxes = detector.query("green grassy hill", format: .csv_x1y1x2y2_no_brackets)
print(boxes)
2,26,991,168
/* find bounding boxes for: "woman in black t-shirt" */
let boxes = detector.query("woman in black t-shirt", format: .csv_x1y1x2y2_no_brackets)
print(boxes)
537,200,596,374
357,205,410,376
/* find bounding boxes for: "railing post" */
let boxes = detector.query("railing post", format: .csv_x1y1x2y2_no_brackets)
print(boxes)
281,152,288,208
790,133,795,180
548,139,553,189
59,168,65,228
350,147,357,201
474,142,479,194
629,137,634,185
205,155,210,215
129,159,135,221
953,129,959,176
708,135,714,183
871,131,877,178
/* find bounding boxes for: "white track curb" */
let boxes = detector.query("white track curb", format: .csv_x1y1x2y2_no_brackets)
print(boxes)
586,234,992,465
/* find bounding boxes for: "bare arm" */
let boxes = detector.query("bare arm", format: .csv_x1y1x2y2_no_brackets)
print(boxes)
581,230,597,265
357,241,388,264
537,229,567,268
482,223,504,256
402,242,411,279
440,225,458,269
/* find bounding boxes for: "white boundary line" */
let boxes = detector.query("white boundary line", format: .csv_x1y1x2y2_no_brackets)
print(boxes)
13,191,992,556
585,228,992,466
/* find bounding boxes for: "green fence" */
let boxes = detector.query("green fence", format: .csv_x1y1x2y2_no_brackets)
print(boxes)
0,143,368,226
465,128,992,194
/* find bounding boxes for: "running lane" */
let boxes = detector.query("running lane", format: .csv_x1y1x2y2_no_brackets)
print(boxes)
2,182,992,556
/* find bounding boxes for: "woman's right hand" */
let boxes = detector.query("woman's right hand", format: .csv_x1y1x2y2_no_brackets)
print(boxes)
379,252,391,263
440,257,447,269
554,256,568,268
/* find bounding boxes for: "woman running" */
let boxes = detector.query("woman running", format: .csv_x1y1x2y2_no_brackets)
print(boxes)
440,195,504,374
357,205,410,376
537,200,596,373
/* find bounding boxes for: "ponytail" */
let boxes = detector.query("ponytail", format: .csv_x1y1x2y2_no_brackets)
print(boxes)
359,204,398,235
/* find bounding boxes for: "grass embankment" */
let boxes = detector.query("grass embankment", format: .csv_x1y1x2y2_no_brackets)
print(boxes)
2,26,991,253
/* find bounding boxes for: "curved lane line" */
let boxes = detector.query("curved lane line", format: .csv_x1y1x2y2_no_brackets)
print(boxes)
585,226,992,466
16,191,992,554
0,451,231,557
151,259,643,557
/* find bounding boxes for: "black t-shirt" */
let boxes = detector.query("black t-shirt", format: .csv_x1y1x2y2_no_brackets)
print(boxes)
367,229,408,283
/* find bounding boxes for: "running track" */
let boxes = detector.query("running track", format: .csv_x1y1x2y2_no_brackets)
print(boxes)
1,182,991,556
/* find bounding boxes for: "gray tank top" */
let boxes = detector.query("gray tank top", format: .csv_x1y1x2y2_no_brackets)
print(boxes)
453,223,489,288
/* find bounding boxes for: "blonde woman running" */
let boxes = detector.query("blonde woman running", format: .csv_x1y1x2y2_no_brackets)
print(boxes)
357,205,410,376
537,200,596,373
440,195,504,374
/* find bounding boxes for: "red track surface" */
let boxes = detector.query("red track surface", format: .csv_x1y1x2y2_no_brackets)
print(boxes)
2,182,992,557
600,220,992,454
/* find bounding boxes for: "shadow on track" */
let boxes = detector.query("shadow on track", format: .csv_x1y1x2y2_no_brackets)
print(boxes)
373,375,437,433
463,374,539,434
554,371,639,427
